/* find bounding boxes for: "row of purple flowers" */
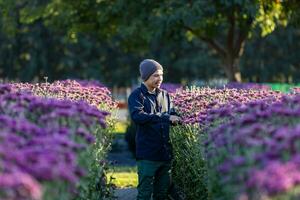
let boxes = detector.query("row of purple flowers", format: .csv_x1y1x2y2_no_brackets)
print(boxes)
170,86,300,199
0,80,116,200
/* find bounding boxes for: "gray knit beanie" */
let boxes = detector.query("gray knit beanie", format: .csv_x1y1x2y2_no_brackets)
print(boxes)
139,59,163,81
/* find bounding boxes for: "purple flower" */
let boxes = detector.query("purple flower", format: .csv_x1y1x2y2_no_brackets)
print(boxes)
0,171,42,200
160,83,183,93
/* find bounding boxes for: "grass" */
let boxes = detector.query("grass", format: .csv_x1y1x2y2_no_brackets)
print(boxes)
113,121,129,134
106,166,138,188
266,83,300,93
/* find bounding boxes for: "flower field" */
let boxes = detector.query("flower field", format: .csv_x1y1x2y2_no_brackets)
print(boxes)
3,80,300,200
0,80,117,200
169,86,300,200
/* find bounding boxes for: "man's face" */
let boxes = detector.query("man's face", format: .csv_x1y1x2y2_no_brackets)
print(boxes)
145,69,163,89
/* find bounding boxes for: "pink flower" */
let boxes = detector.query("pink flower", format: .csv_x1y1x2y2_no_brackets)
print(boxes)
0,171,42,200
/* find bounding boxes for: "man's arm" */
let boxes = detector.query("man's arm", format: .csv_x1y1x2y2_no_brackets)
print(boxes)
128,92,170,125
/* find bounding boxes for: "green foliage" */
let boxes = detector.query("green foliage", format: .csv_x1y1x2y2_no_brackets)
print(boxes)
19,0,293,82
241,25,300,83
0,1,300,84
254,1,287,36
170,125,208,200
282,0,300,27
76,124,116,200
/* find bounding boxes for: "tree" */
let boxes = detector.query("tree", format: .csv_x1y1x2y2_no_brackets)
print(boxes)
282,0,300,27
241,24,300,83
0,0,142,86
1,0,299,83
16,0,291,82
95,0,292,82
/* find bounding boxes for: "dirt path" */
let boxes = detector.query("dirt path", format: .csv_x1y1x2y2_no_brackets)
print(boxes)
108,133,138,200
115,188,137,200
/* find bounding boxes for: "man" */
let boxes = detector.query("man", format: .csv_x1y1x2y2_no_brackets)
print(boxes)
128,59,181,200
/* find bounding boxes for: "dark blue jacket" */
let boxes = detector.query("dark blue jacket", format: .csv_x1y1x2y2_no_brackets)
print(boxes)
128,83,176,161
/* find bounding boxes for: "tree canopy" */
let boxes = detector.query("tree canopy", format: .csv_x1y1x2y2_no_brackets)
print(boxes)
0,0,300,85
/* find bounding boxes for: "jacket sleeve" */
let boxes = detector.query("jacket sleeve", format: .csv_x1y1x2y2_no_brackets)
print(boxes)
128,91,170,125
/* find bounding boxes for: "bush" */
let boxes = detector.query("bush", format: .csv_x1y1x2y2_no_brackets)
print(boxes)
0,81,117,200
169,87,285,200
204,95,300,199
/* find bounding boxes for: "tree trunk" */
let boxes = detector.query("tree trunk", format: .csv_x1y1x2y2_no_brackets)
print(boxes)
183,10,251,83
183,6,253,83
223,57,242,82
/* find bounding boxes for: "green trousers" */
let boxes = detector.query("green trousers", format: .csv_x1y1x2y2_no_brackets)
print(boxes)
136,160,171,200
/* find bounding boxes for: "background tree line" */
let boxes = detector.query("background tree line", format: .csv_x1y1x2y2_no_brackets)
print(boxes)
0,0,299,87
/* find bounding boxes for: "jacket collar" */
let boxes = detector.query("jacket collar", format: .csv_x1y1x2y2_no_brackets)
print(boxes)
141,83,161,95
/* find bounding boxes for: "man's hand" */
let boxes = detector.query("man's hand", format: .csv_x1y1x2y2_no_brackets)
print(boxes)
169,115,181,124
